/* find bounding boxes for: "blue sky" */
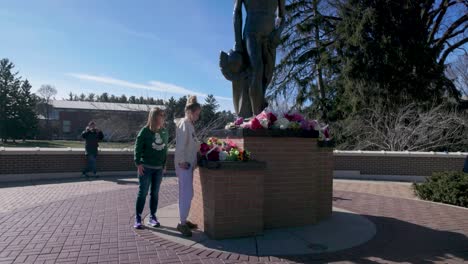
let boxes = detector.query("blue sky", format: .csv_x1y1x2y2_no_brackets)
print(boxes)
1,1,465,111
0,0,237,110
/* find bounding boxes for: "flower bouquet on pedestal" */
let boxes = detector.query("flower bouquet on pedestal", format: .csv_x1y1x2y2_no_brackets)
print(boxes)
224,109,332,143
198,137,251,168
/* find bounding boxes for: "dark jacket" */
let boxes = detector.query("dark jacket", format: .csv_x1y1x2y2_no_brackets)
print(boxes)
134,126,168,168
82,129,104,155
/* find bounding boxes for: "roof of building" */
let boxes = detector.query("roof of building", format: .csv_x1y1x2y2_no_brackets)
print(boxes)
50,100,164,112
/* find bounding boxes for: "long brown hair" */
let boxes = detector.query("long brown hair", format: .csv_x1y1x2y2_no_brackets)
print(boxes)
146,107,165,132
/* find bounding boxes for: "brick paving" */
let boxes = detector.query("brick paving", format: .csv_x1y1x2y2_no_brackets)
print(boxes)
0,178,466,264
333,179,417,200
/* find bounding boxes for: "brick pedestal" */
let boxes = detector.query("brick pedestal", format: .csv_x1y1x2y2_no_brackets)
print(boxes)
188,161,265,239
212,129,334,229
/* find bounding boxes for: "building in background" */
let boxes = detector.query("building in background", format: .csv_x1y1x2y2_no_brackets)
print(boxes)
37,100,162,141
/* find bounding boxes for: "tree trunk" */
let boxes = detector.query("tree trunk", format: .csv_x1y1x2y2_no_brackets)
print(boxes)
313,0,328,121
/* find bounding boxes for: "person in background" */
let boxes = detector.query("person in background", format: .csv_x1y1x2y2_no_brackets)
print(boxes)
174,95,201,237
81,121,104,178
463,155,468,173
133,107,168,229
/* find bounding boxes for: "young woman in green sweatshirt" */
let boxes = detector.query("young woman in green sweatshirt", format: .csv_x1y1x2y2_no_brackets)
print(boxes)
133,107,168,229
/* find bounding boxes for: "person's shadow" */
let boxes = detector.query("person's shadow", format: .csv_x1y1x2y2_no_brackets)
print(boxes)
280,214,468,263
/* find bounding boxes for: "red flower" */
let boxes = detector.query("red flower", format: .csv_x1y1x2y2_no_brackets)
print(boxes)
250,117,263,130
284,113,294,121
200,143,210,155
234,117,244,126
207,149,220,161
292,113,304,122
285,113,304,122
267,112,277,124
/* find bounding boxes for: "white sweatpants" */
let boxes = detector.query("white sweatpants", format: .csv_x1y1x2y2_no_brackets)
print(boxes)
176,166,193,224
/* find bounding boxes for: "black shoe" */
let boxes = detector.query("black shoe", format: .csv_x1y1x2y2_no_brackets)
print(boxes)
185,221,198,229
177,224,192,237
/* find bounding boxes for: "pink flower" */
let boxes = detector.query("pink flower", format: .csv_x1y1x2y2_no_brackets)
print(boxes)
323,125,330,140
234,117,244,126
250,117,263,130
224,140,237,152
256,111,268,120
241,122,251,129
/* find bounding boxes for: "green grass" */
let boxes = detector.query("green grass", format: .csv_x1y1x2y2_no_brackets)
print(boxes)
0,140,134,149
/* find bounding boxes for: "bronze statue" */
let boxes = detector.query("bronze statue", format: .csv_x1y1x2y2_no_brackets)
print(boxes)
220,0,285,117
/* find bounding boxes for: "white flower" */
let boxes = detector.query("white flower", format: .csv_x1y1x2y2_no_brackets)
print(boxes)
219,151,229,161
274,117,290,130
259,118,269,129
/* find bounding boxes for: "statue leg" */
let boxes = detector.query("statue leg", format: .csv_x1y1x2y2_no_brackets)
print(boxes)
245,34,265,116
238,75,253,118
262,39,276,99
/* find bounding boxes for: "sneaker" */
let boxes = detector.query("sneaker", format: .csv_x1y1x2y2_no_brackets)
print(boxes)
185,220,198,229
81,171,88,178
134,216,142,229
148,215,160,227
177,223,192,237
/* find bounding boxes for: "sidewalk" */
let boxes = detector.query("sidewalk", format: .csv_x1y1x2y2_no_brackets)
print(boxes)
0,177,466,263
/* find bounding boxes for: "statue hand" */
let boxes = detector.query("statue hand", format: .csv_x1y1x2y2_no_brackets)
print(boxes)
234,42,244,53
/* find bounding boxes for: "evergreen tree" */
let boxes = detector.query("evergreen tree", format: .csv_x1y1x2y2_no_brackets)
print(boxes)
0,59,39,142
271,0,341,120
335,0,467,115
0,59,17,142
87,93,95,102
119,94,128,103
164,97,178,143
16,80,38,139
175,96,187,118
100,92,109,102
199,94,219,128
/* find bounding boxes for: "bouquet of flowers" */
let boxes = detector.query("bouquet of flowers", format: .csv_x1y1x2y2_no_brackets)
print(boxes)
199,137,251,162
225,109,332,141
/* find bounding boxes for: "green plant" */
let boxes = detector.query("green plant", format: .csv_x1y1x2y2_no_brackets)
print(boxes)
413,171,468,208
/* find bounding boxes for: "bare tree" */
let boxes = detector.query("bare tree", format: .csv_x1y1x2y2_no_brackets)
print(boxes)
37,84,57,120
422,0,468,66
37,84,57,103
335,103,468,151
446,53,468,97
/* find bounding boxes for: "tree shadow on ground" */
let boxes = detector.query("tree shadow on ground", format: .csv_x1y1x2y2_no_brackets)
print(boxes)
281,214,468,263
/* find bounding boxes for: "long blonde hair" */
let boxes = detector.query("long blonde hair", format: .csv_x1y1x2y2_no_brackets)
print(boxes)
185,95,201,114
147,107,165,132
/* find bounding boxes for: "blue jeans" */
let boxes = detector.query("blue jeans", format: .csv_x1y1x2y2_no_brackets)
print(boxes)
135,167,163,218
463,156,468,173
83,154,97,174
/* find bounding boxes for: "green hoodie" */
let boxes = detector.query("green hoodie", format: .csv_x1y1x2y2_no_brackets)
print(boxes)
134,126,168,168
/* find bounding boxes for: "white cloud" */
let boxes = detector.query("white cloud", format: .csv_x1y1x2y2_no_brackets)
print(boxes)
66,73,232,101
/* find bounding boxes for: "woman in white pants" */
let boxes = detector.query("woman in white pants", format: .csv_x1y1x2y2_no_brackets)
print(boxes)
174,95,201,237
